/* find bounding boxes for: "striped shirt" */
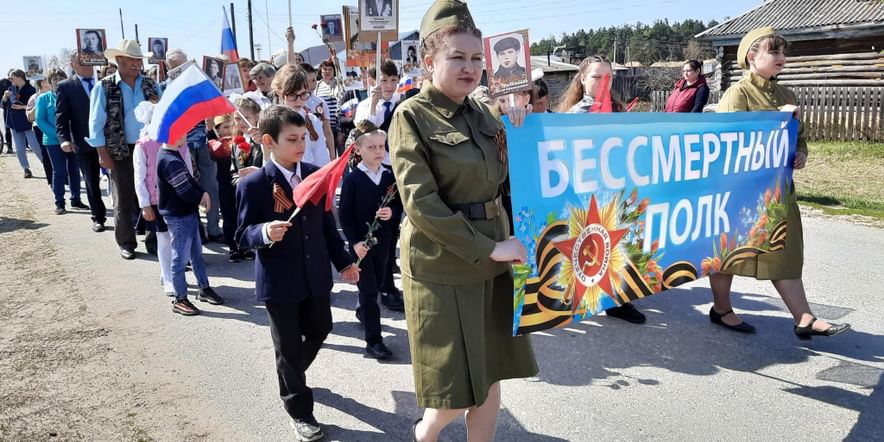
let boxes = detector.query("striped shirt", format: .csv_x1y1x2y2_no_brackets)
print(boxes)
315,79,342,130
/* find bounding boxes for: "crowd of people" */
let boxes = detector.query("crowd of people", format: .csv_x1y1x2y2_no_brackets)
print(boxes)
2,0,852,440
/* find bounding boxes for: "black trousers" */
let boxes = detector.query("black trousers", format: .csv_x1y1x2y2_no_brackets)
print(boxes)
354,236,391,345
109,153,139,250
77,149,107,224
265,296,332,421
32,126,53,185
216,159,237,250
380,221,400,294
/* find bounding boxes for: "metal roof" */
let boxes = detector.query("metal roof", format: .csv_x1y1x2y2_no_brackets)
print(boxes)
529,56,579,73
698,0,884,39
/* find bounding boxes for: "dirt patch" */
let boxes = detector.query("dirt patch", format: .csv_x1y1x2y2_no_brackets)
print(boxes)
0,161,166,441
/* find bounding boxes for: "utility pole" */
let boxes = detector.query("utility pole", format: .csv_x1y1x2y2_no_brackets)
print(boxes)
119,9,126,38
230,2,237,41
625,39,630,65
265,0,271,62
612,36,618,65
247,0,255,60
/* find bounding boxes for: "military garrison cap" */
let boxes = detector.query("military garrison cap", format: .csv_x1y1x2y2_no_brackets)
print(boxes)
352,119,382,141
493,37,520,54
737,26,776,70
420,0,477,42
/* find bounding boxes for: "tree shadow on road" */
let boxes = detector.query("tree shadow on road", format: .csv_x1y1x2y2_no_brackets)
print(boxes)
0,216,48,234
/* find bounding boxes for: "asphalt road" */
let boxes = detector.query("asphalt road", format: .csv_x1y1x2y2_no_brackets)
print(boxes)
3,153,881,441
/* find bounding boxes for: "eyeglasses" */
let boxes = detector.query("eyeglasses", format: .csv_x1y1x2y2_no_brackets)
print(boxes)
286,91,311,101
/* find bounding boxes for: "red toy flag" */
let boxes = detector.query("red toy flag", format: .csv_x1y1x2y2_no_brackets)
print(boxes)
293,143,355,211
589,73,613,113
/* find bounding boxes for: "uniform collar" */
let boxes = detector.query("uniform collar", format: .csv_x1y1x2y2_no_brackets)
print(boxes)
747,71,776,90
420,81,474,119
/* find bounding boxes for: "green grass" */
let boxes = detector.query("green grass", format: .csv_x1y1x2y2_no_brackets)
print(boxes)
795,141,884,221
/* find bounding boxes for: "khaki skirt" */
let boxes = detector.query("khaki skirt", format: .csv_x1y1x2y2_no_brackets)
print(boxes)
723,185,804,280
403,271,538,409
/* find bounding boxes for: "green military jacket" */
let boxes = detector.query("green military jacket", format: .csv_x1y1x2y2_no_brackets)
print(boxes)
718,71,808,155
390,81,511,285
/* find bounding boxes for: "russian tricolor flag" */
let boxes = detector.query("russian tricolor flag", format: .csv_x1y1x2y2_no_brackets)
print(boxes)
340,97,358,119
221,7,239,62
148,65,235,145
396,76,414,95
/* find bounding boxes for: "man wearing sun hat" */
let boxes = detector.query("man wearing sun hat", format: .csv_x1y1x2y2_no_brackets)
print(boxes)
87,39,162,260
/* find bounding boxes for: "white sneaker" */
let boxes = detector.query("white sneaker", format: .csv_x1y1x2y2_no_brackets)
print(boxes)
290,418,324,441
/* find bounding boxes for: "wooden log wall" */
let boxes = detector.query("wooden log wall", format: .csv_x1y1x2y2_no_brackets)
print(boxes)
723,51,884,88
650,86,884,142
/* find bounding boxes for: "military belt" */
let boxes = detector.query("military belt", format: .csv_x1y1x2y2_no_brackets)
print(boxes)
450,195,502,220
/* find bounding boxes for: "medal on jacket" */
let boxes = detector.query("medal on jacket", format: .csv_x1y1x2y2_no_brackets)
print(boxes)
272,182,294,213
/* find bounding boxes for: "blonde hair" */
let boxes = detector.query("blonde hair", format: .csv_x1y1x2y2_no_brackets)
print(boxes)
557,55,610,112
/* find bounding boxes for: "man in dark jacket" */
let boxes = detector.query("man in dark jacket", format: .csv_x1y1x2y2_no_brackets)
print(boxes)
56,53,107,232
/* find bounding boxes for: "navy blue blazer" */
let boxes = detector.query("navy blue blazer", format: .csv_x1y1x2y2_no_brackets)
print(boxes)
55,75,94,152
235,160,353,304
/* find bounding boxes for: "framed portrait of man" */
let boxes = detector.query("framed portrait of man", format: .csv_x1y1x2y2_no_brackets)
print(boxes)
23,56,44,80
223,63,243,95
484,29,533,97
344,5,390,67
202,56,226,90
321,14,343,42
167,60,195,83
359,0,398,40
148,37,168,63
76,28,108,66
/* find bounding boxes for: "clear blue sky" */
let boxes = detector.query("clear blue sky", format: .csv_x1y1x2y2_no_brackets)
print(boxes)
0,0,761,72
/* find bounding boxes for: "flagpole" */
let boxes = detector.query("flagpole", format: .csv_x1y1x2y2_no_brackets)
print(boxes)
287,0,292,28
375,32,382,86
268,206,302,247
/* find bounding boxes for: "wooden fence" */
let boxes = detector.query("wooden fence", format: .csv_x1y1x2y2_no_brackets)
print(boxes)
651,87,884,142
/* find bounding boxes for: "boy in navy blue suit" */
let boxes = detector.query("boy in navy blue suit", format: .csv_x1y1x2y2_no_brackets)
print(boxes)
234,105,358,442
338,120,402,360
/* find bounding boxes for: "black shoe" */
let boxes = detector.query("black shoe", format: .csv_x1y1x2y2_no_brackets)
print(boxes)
242,249,256,260
145,245,157,256
380,291,405,312
120,248,136,260
365,342,393,359
228,250,244,263
70,201,89,210
172,298,200,316
606,303,646,324
92,222,106,232
23,168,32,178
196,287,225,305
709,307,756,333
794,317,850,341
55,206,67,215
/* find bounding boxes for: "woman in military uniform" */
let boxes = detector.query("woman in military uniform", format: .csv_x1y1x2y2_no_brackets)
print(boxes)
710,27,850,340
389,1,537,440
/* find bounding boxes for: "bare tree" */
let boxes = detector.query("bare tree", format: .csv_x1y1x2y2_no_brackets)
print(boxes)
683,40,710,61
636,66,681,93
